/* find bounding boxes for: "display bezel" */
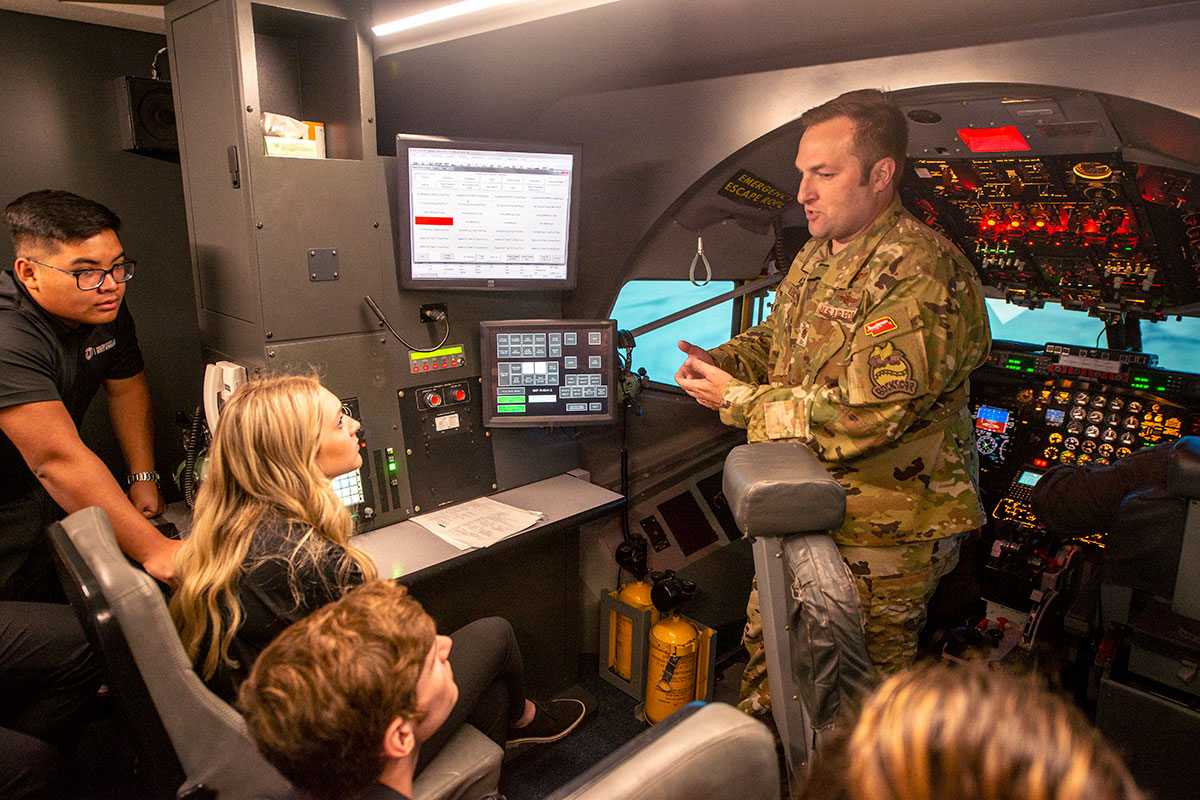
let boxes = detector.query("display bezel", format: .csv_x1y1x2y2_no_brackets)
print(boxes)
480,319,617,427
396,134,582,291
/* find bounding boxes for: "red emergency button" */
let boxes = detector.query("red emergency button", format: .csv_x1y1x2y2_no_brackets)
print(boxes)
425,392,442,407
455,389,466,401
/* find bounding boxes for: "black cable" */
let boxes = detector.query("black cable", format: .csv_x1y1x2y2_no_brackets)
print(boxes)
182,404,204,510
364,296,450,352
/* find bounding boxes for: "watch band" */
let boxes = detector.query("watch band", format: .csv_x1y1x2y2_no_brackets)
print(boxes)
127,471,160,486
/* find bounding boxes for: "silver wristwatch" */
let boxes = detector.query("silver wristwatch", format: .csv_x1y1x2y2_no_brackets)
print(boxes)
127,471,160,486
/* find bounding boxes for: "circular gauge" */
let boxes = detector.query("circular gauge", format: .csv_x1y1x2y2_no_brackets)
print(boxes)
1099,443,1115,457
1060,451,1077,464
1109,397,1125,411
1095,457,1111,465
1070,406,1087,420
1088,410,1104,424
1091,395,1107,408
1048,432,1064,444
1102,428,1118,442
976,435,998,456
1119,431,1137,445
1067,421,1084,434
1055,391,1071,404
1075,392,1090,405
1151,403,1162,414
1116,447,1133,459
1154,414,1164,423
1064,437,1080,451
1073,162,1113,180
1106,413,1121,426
1084,425,1100,439
1077,453,1093,465
1044,446,1060,459
1128,401,1143,414
1124,416,1140,430
1081,439,1097,453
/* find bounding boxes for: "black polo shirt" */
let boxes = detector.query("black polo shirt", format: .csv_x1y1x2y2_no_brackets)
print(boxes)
0,270,144,595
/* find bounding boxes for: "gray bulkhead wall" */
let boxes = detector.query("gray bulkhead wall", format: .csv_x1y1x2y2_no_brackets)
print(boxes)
165,0,572,528
0,10,203,495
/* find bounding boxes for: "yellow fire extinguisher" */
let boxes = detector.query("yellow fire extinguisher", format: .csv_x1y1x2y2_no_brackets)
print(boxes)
643,611,701,724
611,579,659,681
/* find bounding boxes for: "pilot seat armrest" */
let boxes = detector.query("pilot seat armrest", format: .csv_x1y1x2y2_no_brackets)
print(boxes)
722,442,846,538
1168,437,1200,500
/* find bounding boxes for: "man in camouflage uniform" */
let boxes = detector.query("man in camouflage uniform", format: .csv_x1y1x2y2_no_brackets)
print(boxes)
676,89,990,717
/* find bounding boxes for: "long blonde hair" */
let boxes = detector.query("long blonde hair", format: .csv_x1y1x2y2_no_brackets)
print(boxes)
802,664,1145,800
170,374,377,679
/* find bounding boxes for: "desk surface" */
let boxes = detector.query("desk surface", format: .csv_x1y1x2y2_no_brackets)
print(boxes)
352,472,623,580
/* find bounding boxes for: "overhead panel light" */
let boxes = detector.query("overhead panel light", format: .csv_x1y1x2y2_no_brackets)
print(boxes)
957,126,1031,153
373,0,527,37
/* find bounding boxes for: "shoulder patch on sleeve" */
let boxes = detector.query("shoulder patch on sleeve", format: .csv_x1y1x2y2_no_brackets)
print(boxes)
868,341,918,398
864,316,898,336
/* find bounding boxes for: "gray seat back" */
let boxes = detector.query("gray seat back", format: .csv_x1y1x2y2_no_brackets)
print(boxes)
543,702,777,800
51,507,292,800
723,442,875,781
51,507,503,800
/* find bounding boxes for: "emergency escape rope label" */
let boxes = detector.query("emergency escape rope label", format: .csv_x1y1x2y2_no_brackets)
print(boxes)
718,169,794,211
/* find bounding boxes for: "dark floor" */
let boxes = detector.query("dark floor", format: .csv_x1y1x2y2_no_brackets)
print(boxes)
498,653,751,800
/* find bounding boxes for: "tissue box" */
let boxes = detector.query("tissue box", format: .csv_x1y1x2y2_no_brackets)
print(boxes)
264,121,325,159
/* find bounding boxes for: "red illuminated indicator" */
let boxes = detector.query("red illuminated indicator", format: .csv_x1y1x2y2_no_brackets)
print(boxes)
1034,459,1049,468
455,389,466,401
957,126,1031,153
414,216,454,225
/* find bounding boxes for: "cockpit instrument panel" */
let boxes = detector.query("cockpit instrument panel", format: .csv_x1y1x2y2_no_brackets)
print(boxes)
901,156,1200,318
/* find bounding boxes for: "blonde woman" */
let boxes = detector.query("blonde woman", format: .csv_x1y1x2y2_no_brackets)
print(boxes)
801,664,1145,800
170,375,583,768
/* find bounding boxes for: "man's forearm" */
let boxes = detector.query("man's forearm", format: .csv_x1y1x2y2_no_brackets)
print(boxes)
35,448,169,562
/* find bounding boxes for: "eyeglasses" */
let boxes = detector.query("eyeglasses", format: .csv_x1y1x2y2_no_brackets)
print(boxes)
26,258,136,291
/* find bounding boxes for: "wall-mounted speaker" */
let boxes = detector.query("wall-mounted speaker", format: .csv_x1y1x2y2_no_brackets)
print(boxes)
113,76,178,156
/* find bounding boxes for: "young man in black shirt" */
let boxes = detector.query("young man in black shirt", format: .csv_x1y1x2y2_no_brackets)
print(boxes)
0,190,180,600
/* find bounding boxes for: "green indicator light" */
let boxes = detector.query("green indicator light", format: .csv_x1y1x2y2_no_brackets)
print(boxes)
497,395,525,403
1157,386,1167,391
498,405,527,413
388,463,396,472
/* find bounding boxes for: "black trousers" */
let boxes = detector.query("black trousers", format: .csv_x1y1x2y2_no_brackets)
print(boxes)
0,491,65,604
0,601,102,799
416,616,526,772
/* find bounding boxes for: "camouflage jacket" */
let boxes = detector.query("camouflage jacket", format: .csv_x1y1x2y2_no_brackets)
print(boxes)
709,195,991,546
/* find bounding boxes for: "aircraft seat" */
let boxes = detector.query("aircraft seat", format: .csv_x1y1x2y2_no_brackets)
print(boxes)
48,506,502,800
722,442,876,781
542,702,778,800
1166,436,1200,620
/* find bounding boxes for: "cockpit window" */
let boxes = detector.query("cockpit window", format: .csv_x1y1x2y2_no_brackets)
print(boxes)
1140,316,1200,374
611,279,751,384
987,298,1105,350
988,298,1200,375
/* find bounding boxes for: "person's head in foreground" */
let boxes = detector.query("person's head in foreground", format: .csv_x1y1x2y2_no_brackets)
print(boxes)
802,664,1145,800
239,579,456,800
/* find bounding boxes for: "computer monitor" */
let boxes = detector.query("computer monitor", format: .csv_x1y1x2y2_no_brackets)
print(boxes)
396,134,581,291
480,320,617,427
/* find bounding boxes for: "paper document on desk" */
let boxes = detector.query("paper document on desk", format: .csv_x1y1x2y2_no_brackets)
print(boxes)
411,497,545,550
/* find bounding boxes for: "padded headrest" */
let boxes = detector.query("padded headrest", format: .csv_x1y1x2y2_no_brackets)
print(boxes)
723,442,846,537
1168,437,1200,500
